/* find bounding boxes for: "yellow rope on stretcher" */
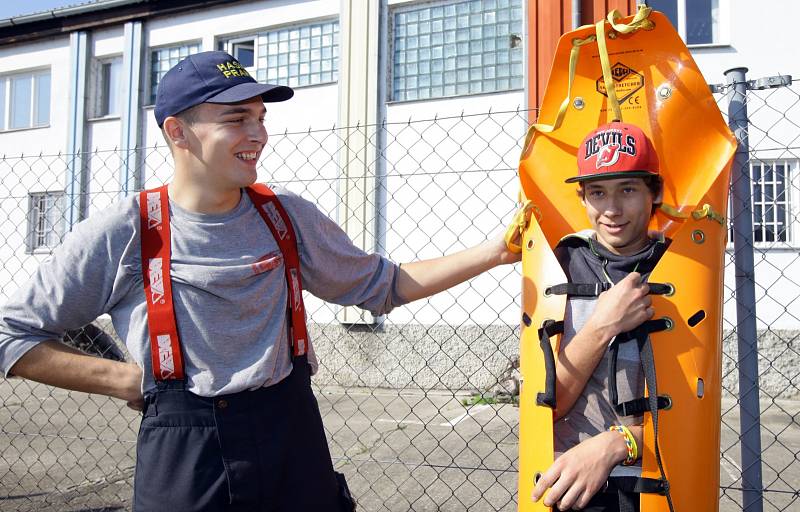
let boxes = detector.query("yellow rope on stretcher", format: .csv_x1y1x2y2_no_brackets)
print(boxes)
518,35,596,159
504,200,538,253
512,6,656,244
692,203,727,225
596,7,655,122
519,6,654,160
659,203,727,225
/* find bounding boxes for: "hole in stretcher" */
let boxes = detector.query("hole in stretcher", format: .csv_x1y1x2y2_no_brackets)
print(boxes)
697,378,705,398
688,310,706,327
534,472,543,485
526,239,535,250
522,313,532,327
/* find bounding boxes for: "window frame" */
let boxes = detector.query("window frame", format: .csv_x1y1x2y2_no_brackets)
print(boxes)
26,191,66,254
89,55,123,119
389,0,525,103
727,158,798,249
240,18,340,89
219,35,258,71
147,41,203,106
646,0,729,48
0,68,52,132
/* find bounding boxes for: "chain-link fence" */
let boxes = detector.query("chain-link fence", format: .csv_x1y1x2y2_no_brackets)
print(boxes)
0,75,798,511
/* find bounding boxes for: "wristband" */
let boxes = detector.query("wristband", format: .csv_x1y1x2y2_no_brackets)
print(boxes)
609,424,638,465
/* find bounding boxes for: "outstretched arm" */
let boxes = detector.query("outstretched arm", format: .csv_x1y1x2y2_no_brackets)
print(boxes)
395,234,520,303
554,272,653,419
531,425,644,510
10,341,144,410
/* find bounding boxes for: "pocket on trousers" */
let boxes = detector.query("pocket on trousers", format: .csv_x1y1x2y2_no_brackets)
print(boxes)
335,471,357,512
134,424,227,512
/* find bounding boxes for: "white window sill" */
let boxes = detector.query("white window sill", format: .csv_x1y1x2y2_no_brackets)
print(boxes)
688,42,732,50
87,115,121,122
0,124,50,134
387,87,525,105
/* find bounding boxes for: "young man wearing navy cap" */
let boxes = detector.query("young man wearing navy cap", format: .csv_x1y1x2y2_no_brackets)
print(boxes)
0,51,520,511
531,122,670,512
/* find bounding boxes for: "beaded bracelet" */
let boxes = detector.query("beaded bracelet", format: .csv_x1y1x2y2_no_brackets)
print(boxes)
609,425,638,466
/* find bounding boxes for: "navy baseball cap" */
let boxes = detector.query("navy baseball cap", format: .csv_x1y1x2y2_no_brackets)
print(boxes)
154,50,294,127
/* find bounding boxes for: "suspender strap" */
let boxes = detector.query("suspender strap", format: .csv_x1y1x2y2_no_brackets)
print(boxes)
536,320,563,408
546,282,672,298
139,186,185,381
245,184,309,358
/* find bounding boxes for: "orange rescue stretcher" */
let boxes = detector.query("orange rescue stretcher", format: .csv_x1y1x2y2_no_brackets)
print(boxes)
507,8,737,512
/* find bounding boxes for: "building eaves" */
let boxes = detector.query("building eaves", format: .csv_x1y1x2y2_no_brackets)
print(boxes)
0,0,237,46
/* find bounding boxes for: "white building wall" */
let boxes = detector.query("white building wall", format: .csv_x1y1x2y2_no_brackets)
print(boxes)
0,37,72,297
0,0,798,331
689,0,800,331
384,91,526,325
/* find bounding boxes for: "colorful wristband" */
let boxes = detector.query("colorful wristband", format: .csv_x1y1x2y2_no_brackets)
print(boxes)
609,425,638,465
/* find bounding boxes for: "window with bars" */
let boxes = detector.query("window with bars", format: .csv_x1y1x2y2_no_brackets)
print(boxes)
750,160,794,244
0,69,51,131
149,42,202,104
27,192,66,253
391,0,524,102
254,20,339,88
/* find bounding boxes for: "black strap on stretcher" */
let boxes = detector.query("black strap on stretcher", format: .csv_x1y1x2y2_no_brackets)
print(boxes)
531,281,676,512
544,282,673,298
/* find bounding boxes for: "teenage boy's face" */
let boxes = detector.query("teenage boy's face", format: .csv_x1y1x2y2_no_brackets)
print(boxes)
580,177,657,255
183,97,268,190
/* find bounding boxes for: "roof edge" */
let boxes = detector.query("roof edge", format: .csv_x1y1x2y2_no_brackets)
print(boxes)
0,0,238,46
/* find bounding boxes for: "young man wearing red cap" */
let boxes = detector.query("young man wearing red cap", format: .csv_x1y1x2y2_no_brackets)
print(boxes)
531,122,668,512
0,51,520,511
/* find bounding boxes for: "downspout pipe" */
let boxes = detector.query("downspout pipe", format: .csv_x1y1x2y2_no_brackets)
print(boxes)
572,0,582,29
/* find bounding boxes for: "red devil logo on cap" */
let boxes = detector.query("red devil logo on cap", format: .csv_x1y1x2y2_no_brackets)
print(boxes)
596,144,621,169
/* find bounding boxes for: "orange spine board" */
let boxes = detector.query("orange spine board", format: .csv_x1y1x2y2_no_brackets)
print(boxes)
517,10,736,512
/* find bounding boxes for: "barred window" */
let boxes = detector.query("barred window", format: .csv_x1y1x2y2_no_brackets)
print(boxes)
751,160,794,244
149,42,202,104
255,20,340,88
27,192,66,253
392,0,524,102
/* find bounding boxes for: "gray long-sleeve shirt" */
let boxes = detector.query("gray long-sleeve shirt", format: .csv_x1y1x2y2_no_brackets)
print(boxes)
0,187,405,396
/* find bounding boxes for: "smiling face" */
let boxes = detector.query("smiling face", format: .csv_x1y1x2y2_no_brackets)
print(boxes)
580,177,661,255
175,97,268,192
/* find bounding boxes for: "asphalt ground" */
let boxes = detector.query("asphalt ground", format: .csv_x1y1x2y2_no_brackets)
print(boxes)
0,379,796,512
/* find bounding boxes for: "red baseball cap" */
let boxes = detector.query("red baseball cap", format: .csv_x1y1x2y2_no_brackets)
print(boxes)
566,121,660,183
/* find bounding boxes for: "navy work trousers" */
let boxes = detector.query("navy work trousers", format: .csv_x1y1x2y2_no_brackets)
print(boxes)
133,355,347,511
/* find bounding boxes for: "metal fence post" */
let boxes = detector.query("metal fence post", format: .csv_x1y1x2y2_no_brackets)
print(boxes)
724,66,764,512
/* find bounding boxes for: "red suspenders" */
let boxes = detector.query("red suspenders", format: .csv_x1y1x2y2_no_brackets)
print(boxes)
139,184,309,381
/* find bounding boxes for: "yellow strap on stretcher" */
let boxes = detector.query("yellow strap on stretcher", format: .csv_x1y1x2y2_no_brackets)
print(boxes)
597,8,656,121
659,203,727,226
519,6,655,160
504,200,536,253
